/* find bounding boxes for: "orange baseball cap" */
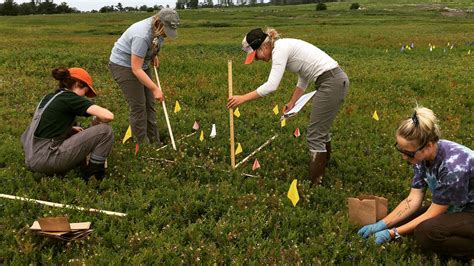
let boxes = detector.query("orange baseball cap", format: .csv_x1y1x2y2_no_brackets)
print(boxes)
68,67,97,97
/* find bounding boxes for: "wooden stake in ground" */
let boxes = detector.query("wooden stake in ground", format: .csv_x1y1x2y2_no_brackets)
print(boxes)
0,194,127,217
153,62,177,150
228,60,236,169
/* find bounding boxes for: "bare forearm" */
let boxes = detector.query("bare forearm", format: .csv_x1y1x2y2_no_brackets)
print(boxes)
87,105,114,122
243,90,261,103
132,68,160,93
395,203,448,235
383,198,420,227
288,87,304,105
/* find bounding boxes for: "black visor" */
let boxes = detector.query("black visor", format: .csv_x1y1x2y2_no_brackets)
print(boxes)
246,28,268,50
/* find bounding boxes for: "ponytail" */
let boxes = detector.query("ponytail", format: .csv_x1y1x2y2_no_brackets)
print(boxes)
396,106,440,147
263,27,281,48
52,68,83,89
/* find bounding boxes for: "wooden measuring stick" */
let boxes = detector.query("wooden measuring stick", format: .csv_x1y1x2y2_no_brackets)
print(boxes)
153,64,177,150
228,60,236,169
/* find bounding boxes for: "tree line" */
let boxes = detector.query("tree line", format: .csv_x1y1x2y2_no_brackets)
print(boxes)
97,3,167,13
0,0,341,16
177,0,340,9
0,0,78,16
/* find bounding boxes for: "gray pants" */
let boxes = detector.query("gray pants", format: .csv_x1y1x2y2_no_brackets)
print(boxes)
307,67,349,152
28,124,114,175
109,62,160,144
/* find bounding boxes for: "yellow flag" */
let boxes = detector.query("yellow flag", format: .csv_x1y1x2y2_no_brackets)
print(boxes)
281,118,286,128
234,108,240,117
122,125,132,144
287,179,299,207
273,105,279,115
199,130,204,142
174,101,181,113
235,143,243,155
372,110,379,121
469,50,471,55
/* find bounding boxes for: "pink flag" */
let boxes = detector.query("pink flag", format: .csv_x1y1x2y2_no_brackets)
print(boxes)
252,158,261,171
294,128,301,138
135,143,139,155
192,121,200,131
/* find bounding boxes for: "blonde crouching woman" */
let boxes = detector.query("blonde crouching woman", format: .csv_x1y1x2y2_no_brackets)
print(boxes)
358,107,473,261
226,28,349,186
109,8,180,144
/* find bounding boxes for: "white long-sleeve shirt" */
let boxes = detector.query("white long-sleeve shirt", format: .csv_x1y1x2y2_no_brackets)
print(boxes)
256,38,339,96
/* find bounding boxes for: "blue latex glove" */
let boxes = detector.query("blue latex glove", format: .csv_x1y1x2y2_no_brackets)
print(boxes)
374,229,391,245
357,220,387,239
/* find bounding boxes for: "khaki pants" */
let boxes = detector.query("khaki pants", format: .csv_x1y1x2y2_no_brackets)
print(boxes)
27,124,114,175
109,62,160,144
307,67,349,152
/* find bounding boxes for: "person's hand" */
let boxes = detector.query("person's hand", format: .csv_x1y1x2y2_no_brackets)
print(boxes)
153,88,164,102
374,229,391,245
72,126,84,134
357,220,387,239
283,102,295,113
227,95,245,109
152,56,160,68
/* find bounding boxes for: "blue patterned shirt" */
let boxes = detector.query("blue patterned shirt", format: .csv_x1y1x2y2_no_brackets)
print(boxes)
411,140,474,213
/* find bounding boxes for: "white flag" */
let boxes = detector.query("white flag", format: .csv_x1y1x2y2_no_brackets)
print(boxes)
210,124,217,138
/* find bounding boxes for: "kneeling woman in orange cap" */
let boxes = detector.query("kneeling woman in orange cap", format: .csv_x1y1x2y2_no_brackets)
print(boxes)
21,67,114,180
227,28,349,185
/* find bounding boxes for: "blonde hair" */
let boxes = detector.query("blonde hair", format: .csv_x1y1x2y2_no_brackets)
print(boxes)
262,27,281,48
151,17,166,37
397,106,440,147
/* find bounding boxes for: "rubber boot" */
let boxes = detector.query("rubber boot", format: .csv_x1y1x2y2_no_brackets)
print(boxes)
325,141,331,166
309,152,327,186
82,162,106,181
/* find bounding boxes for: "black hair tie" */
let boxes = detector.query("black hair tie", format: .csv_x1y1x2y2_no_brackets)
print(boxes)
411,111,419,126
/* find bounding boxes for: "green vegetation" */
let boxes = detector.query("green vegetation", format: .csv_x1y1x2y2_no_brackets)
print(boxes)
0,2,473,264
316,3,327,10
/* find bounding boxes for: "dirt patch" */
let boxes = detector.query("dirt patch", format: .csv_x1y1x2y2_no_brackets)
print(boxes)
416,4,446,11
441,7,467,17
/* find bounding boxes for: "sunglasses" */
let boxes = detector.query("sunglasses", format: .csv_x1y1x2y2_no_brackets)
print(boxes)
394,141,427,159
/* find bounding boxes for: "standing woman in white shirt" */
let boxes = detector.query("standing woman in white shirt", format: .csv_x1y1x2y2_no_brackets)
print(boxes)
109,8,180,144
227,28,349,185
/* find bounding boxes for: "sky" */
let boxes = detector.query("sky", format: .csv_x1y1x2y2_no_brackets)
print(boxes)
13,0,178,11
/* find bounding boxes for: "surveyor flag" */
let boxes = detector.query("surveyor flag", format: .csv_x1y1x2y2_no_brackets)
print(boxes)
294,128,301,138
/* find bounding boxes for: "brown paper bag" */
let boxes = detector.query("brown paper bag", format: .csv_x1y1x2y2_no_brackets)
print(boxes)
347,195,388,226
38,217,71,232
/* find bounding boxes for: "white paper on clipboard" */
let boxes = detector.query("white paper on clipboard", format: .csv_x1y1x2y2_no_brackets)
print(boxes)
281,90,317,120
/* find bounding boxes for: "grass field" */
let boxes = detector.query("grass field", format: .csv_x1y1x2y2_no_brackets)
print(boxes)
0,1,473,264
